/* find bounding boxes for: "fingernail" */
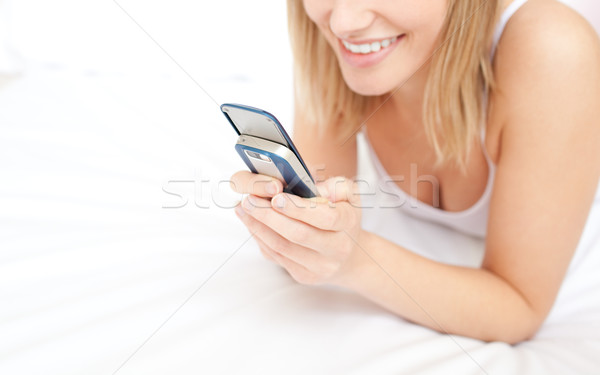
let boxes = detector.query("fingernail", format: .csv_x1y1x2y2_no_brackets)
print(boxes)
235,204,246,218
273,194,285,210
265,182,278,195
243,195,255,211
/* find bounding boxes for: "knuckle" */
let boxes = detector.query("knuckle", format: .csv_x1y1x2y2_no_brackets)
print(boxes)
271,235,292,253
246,197,271,216
248,178,266,194
344,180,357,200
249,175,279,196
288,225,310,244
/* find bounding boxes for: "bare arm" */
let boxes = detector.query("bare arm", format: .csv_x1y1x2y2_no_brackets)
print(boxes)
332,1,600,343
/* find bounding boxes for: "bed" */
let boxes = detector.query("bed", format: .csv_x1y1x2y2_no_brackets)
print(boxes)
2,1,600,374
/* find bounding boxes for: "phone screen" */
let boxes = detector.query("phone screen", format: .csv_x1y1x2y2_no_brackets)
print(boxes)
222,104,290,147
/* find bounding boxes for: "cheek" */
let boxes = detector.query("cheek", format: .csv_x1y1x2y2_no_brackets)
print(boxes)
300,0,339,60
302,0,330,26
413,1,448,49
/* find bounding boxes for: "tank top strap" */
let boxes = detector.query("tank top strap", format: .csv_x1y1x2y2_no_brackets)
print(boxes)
491,0,528,58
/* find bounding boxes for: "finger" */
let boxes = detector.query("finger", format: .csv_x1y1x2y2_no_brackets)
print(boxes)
236,204,276,262
242,195,335,250
269,250,317,285
254,236,276,262
230,170,283,197
238,198,323,265
256,235,315,283
271,193,358,231
318,176,361,205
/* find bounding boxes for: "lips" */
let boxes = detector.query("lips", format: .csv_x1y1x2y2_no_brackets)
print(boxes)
337,34,405,69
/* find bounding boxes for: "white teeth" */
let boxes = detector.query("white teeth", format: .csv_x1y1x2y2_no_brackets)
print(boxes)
342,36,398,54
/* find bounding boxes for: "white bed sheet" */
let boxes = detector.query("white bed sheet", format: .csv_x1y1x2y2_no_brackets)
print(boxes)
1,63,599,375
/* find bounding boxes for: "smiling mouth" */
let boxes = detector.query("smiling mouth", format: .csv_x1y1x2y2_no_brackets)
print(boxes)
341,35,400,54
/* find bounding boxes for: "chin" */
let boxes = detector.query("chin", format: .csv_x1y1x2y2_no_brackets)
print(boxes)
339,68,397,97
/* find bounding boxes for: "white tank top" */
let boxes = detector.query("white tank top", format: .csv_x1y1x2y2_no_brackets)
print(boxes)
358,0,599,238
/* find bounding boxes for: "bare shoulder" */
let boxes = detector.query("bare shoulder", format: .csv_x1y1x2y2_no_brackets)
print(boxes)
495,0,600,94
489,0,600,157
481,1,600,323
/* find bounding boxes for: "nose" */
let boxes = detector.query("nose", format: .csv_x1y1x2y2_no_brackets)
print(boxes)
328,1,376,40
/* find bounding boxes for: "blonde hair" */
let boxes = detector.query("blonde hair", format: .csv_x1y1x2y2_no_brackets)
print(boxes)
287,0,501,169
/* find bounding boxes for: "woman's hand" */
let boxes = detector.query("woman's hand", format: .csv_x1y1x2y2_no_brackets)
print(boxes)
230,171,365,286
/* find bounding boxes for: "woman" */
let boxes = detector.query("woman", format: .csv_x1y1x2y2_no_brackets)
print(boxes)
231,0,600,343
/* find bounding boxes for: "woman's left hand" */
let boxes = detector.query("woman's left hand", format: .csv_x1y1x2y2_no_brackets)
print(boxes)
234,176,365,286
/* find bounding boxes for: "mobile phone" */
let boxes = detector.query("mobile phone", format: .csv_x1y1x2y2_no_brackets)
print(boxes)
221,103,318,198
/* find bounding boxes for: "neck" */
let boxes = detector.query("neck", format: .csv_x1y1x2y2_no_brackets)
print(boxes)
383,60,430,132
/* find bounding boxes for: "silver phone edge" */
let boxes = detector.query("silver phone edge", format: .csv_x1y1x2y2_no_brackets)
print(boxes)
236,135,319,198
